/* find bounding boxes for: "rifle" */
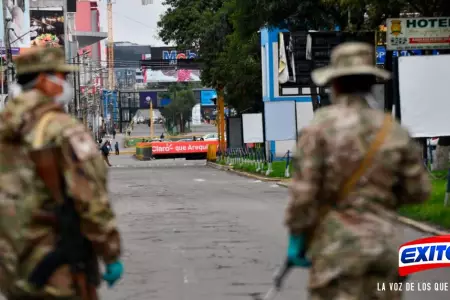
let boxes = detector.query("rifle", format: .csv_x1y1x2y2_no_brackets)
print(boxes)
251,259,293,300
28,145,100,300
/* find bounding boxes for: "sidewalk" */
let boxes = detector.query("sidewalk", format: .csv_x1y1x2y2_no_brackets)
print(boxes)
103,133,135,155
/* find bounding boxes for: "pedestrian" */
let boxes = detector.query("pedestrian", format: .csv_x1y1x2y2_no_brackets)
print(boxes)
101,140,112,167
113,128,116,139
115,141,120,155
160,133,165,140
0,47,123,299
284,42,430,300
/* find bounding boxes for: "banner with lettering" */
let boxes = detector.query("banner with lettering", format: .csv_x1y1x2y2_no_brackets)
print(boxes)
387,18,450,50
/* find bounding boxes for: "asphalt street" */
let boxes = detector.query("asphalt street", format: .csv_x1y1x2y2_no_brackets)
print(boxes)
96,156,450,300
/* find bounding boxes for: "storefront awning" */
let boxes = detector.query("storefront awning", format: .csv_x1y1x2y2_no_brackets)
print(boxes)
73,31,107,48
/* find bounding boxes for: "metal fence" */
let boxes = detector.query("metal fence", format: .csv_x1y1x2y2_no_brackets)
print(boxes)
219,148,293,178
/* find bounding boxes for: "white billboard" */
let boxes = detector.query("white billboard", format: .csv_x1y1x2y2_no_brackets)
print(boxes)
264,101,296,141
242,113,264,143
0,0,31,48
387,17,450,50
399,55,450,137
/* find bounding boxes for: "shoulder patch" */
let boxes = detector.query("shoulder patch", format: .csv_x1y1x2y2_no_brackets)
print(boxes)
63,124,99,161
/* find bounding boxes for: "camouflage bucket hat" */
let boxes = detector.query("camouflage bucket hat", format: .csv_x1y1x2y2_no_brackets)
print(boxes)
14,46,79,75
311,42,391,86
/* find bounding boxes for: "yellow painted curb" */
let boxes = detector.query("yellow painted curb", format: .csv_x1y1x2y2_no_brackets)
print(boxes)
115,151,135,155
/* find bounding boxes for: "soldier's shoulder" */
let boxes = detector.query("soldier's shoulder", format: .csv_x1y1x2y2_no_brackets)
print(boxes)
45,112,80,135
31,112,83,147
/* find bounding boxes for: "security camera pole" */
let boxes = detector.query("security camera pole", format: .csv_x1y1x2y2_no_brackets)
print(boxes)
2,0,14,99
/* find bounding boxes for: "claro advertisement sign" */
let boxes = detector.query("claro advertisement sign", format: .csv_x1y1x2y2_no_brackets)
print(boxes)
146,141,218,154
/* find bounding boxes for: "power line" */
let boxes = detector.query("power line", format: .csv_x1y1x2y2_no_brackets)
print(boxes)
111,11,157,31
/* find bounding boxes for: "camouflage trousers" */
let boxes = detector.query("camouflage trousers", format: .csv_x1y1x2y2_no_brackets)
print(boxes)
309,274,406,300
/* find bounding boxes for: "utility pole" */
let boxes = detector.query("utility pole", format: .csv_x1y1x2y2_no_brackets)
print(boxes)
2,0,13,100
150,100,154,138
217,86,226,155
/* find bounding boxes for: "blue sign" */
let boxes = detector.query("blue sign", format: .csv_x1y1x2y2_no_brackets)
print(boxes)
0,48,20,56
139,91,157,109
160,98,171,106
376,46,386,64
102,90,118,122
201,90,217,106
376,47,440,65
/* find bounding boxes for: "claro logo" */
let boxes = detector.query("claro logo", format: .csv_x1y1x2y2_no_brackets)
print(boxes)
153,144,173,153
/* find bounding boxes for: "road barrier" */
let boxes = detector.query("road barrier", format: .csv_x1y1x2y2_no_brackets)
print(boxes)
207,144,218,161
135,140,219,160
135,143,153,160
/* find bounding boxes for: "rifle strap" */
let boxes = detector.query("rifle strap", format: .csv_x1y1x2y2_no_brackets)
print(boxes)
307,114,393,247
32,111,63,148
337,114,393,200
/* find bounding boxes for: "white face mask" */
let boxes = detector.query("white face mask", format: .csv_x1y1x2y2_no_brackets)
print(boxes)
47,75,74,106
9,82,23,98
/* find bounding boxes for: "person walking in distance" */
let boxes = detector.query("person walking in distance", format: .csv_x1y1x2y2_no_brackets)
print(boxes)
112,128,116,140
101,140,112,167
115,141,120,155
284,42,430,300
0,47,123,299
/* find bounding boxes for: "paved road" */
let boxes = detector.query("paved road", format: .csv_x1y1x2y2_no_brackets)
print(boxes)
131,124,166,137
98,156,450,300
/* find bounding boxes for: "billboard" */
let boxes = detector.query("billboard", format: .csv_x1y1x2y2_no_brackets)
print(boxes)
139,91,157,109
264,101,297,141
242,113,264,143
0,0,31,49
30,9,64,47
387,18,450,50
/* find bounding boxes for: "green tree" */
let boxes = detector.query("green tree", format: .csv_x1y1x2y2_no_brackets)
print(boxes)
158,0,263,114
159,83,196,134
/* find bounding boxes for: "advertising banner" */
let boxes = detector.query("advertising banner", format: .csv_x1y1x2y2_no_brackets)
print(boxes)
387,18,450,50
139,91,157,108
150,141,219,154
0,0,31,50
30,9,64,47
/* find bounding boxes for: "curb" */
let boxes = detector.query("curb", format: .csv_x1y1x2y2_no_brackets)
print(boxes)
206,162,287,182
207,162,450,236
117,151,135,155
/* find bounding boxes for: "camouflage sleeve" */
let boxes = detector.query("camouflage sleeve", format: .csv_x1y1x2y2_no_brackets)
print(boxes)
395,137,431,205
285,127,324,235
41,118,121,264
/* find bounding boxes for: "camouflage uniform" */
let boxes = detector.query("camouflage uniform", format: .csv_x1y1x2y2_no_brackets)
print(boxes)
0,47,121,299
285,43,431,299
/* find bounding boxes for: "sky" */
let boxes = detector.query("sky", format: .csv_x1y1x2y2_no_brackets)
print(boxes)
98,0,169,46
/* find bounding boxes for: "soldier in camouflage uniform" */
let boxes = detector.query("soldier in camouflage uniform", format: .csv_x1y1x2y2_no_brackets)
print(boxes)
0,47,123,299
284,42,431,299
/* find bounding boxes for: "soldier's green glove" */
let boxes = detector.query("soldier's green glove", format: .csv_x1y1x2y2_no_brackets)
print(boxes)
287,234,311,267
102,261,124,287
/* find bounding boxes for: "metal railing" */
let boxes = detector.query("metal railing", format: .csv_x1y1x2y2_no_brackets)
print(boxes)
218,148,293,178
